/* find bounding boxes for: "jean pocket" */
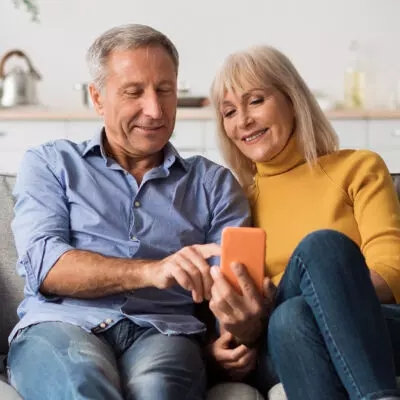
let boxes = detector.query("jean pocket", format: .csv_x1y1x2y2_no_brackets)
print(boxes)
9,325,32,345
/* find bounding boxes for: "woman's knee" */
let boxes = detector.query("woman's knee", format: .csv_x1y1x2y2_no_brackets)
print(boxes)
268,296,316,348
297,229,358,255
292,229,365,275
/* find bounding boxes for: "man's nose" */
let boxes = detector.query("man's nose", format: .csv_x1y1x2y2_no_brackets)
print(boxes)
142,92,163,119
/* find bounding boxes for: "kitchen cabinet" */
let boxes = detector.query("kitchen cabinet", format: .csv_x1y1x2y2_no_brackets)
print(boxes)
1,110,400,174
170,121,205,150
66,121,102,143
0,121,66,174
330,120,368,149
367,119,400,172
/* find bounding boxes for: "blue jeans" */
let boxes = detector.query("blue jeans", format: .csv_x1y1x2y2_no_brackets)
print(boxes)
254,229,400,400
7,319,206,400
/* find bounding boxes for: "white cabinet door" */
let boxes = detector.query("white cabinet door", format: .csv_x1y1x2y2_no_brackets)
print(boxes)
171,121,205,151
0,121,67,175
365,120,400,174
367,120,400,151
0,121,67,151
0,150,27,175
374,151,400,174
204,149,226,167
66,121,103,143
330,120,368,149
203,121,226,166
204,121,219,151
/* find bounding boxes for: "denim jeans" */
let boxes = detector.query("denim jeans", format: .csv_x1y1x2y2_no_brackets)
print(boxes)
7,319,206,400
254,229,400,400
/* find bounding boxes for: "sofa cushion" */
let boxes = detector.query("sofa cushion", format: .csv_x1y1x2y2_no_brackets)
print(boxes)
0,176,23,355
0,378,22,400
206,383,265,400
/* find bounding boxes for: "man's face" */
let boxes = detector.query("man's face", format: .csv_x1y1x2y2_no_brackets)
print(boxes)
91,46,178,158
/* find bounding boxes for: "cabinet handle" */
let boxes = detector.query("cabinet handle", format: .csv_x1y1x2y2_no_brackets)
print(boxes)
392,129,400,137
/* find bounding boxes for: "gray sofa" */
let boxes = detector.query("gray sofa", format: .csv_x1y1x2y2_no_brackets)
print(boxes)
0,174,278,400
0,175,23,400
4,171,399,399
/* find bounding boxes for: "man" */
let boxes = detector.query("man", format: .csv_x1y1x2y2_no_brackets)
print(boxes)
7,24,251,400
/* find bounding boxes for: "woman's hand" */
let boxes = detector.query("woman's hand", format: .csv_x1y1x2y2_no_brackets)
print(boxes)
209,262,276,346
207,329,258,380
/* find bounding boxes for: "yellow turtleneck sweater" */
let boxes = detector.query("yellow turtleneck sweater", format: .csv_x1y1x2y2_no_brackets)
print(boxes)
253,134,400,303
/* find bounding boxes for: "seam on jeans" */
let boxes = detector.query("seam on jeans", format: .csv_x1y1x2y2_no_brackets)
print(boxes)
293,255,363,399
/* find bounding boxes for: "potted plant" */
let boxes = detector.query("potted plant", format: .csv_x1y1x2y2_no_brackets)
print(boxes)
13,0,39,21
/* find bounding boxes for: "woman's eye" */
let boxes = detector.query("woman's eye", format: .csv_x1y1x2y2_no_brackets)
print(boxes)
250,97,264,105
223,109,235,118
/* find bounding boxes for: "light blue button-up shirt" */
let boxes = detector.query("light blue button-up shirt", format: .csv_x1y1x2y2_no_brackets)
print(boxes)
10,129,251,342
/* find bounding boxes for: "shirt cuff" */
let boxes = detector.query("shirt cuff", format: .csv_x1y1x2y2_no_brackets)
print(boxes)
21,238,74,295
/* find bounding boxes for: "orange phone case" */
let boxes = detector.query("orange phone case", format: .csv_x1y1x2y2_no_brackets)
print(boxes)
220,227,266,294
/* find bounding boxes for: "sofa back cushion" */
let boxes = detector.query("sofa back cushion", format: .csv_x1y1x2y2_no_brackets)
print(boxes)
0,176,23,355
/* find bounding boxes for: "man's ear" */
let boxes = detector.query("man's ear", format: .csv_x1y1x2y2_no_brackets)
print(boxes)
89,83,104,116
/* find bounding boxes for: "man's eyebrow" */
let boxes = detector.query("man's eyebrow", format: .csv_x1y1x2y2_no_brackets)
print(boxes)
120,82,142,90
120,80,175,89
157,80,175,86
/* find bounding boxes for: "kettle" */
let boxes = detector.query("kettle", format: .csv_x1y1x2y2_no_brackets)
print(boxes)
0,49,41,107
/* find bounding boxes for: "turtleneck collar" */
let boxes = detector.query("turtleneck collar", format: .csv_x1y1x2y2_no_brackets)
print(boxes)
255,133,306,177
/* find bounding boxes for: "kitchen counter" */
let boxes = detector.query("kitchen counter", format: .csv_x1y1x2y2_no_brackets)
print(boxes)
0,107,214,121
1,106,400,121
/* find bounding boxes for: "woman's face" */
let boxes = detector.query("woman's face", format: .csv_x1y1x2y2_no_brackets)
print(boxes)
221,86,295,163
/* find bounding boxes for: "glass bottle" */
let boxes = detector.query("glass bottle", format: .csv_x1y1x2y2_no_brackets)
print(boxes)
344,41,366,108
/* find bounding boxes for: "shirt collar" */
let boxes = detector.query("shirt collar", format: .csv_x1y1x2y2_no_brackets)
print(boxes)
82,127,188,172
82,128,106,158
163,142,188,172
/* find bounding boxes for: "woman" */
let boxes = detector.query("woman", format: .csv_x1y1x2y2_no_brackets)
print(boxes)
207,45,400,400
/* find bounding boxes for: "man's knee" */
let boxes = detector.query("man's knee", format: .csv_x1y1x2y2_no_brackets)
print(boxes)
8,322,121,399
124,334,206,399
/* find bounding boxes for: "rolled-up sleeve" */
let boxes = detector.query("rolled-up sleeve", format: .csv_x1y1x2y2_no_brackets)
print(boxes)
12,146,74,295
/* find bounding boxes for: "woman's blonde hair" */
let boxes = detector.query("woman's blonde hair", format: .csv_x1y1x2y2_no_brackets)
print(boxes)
210,45,339,193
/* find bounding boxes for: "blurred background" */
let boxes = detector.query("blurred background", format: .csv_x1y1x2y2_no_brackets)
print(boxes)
0,0,399,109
0,0,400,176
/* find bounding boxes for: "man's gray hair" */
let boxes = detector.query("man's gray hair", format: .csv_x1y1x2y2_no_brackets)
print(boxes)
86,24,179,90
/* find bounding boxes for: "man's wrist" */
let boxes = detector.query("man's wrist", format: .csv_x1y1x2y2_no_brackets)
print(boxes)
232,319,264,348
125,259,157,290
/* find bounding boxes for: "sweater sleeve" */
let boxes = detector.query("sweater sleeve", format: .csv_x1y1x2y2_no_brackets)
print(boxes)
347,150,400,303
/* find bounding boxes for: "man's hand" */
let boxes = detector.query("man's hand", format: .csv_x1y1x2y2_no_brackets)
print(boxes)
207,330,257,381
149,243,221,303
209,262,276,345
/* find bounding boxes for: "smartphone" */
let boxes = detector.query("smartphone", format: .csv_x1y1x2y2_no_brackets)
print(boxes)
220,227,266,294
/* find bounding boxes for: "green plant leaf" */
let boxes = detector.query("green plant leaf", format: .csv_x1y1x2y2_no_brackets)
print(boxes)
13,0,40,22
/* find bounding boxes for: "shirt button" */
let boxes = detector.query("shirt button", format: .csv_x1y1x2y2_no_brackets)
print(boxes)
99,322,107,329
130,236,137,241
134,201,141,208
105,319,114,324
